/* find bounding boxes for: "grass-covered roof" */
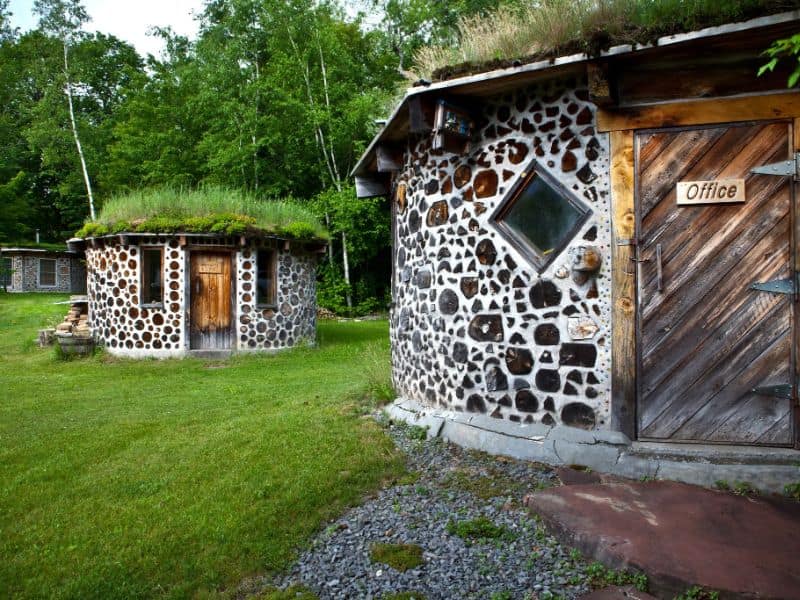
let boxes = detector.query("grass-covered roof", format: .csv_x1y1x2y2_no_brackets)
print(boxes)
415,0,800,81
75,188,328,241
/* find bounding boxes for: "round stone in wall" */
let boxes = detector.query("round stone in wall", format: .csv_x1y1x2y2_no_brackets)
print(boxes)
505,347,533,375
438,289,459,315
561,402,597,430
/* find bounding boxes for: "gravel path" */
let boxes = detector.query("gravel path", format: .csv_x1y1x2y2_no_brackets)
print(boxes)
261,418,597,600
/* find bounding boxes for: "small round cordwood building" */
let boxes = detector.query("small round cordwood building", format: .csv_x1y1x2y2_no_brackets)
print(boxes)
69,190,326,358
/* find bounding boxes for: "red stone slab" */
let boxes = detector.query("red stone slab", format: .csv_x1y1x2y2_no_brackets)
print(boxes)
525,481,800,599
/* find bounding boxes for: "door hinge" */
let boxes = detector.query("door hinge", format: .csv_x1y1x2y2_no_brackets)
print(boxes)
750,277,795,295
751,384,793,400
751,152,800,180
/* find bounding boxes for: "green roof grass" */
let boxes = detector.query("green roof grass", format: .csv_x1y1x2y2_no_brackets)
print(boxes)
75,187,328,241
415,0,800,81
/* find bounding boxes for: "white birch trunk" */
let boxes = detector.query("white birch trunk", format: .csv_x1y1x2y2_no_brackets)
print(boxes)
63,43,95,221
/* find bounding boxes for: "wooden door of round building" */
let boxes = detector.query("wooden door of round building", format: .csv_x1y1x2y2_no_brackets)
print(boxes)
635,120,796,446
189,251,233,350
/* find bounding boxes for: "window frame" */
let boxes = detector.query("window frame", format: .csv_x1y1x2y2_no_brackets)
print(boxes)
255,249,277,308
38,257,57,288
491,159,591,272
140,246,164,307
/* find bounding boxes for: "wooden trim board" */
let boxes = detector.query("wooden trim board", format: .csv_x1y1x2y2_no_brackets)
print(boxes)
597,91,800,132
609,130,637,438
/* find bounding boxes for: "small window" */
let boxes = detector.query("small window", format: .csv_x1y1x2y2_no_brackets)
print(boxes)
256,250,276,306
493,162,590,271
1,258,11,288
141,248,163,305
39,258,56,287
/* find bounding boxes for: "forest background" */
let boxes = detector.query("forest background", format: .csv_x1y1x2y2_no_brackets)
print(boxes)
0,0,507,314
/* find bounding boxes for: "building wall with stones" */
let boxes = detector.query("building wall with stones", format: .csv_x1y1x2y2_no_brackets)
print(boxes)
391,76,613,430
85,237,317,358
236,247,318,351
4,252,83,293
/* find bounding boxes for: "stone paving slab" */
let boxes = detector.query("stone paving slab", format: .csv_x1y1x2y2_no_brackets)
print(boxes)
525,481,800,600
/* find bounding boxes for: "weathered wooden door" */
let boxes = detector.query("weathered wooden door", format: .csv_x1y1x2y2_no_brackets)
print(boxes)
189,251,233,350
636,120,796,446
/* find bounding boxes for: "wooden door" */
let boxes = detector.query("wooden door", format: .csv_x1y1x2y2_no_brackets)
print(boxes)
189,251,233,350
636,121,795,446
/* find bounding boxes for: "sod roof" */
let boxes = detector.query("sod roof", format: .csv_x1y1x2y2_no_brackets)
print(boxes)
75,188,328,242
416,0,800,82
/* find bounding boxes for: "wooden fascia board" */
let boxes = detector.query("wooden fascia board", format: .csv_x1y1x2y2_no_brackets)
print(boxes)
597,91,800,132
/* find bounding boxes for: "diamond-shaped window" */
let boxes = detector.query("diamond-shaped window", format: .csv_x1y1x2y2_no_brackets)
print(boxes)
492,160,591,271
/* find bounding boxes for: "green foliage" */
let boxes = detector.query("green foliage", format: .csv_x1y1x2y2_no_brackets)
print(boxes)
254,586,320,600
446,516,515,541
380,592,427,600
0,293,404,598
784,481,800,500
585,561,648,592
490,591,513,600
369,542,425,571
675,585,720,600
75,187,327,240
760,33,800,87
715,479,759,496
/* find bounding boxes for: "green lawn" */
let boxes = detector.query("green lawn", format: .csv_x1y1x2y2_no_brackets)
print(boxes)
0,293,403,599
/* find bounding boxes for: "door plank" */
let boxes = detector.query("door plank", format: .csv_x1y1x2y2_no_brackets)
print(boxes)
641,306,790,438
641,208,789,366
190,252,232,350
636,121,795,446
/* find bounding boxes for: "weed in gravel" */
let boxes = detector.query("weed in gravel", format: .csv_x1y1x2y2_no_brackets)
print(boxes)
490,590,513,600
446,516,516,542
443,466,546,501
370,543,425,572
380,592,427,600
675,585,720,600
585,561,648,592
785,481,800,500
254,585,319,599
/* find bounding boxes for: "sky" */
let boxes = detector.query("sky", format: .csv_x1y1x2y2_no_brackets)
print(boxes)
8,0,205,57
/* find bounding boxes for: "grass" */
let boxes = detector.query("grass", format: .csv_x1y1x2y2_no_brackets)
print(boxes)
75,186,328,241
369,543,425,571
0,293,403,599
414,0,800,79
445,516,515,541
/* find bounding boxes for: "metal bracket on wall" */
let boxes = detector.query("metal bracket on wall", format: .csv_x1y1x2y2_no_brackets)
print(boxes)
751,152,800,180
750,277,795,296
751,384,793,400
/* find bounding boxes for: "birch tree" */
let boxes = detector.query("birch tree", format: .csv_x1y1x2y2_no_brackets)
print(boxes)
33,0,96,219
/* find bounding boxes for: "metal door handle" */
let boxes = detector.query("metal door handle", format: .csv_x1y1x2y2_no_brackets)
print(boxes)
656,243,663,292
195,280,201,295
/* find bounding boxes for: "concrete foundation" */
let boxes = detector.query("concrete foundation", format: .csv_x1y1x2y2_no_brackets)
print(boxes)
386,397,800,494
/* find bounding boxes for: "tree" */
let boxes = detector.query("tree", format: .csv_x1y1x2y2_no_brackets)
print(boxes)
760,33,800,88
33,0,96,219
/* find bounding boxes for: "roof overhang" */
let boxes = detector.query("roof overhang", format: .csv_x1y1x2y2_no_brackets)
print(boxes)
352,10,800,197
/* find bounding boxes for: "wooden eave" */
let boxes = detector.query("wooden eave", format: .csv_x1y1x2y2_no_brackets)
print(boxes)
352,9,800,193
70,232,327,253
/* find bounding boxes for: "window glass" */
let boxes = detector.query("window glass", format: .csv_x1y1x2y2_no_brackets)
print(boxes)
1,258,11,287
495,167,589,270
256,250,276,306
141,248,163,304
39,258,56,287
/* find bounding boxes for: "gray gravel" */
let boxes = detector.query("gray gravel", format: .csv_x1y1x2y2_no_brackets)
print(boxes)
261,418,595,600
